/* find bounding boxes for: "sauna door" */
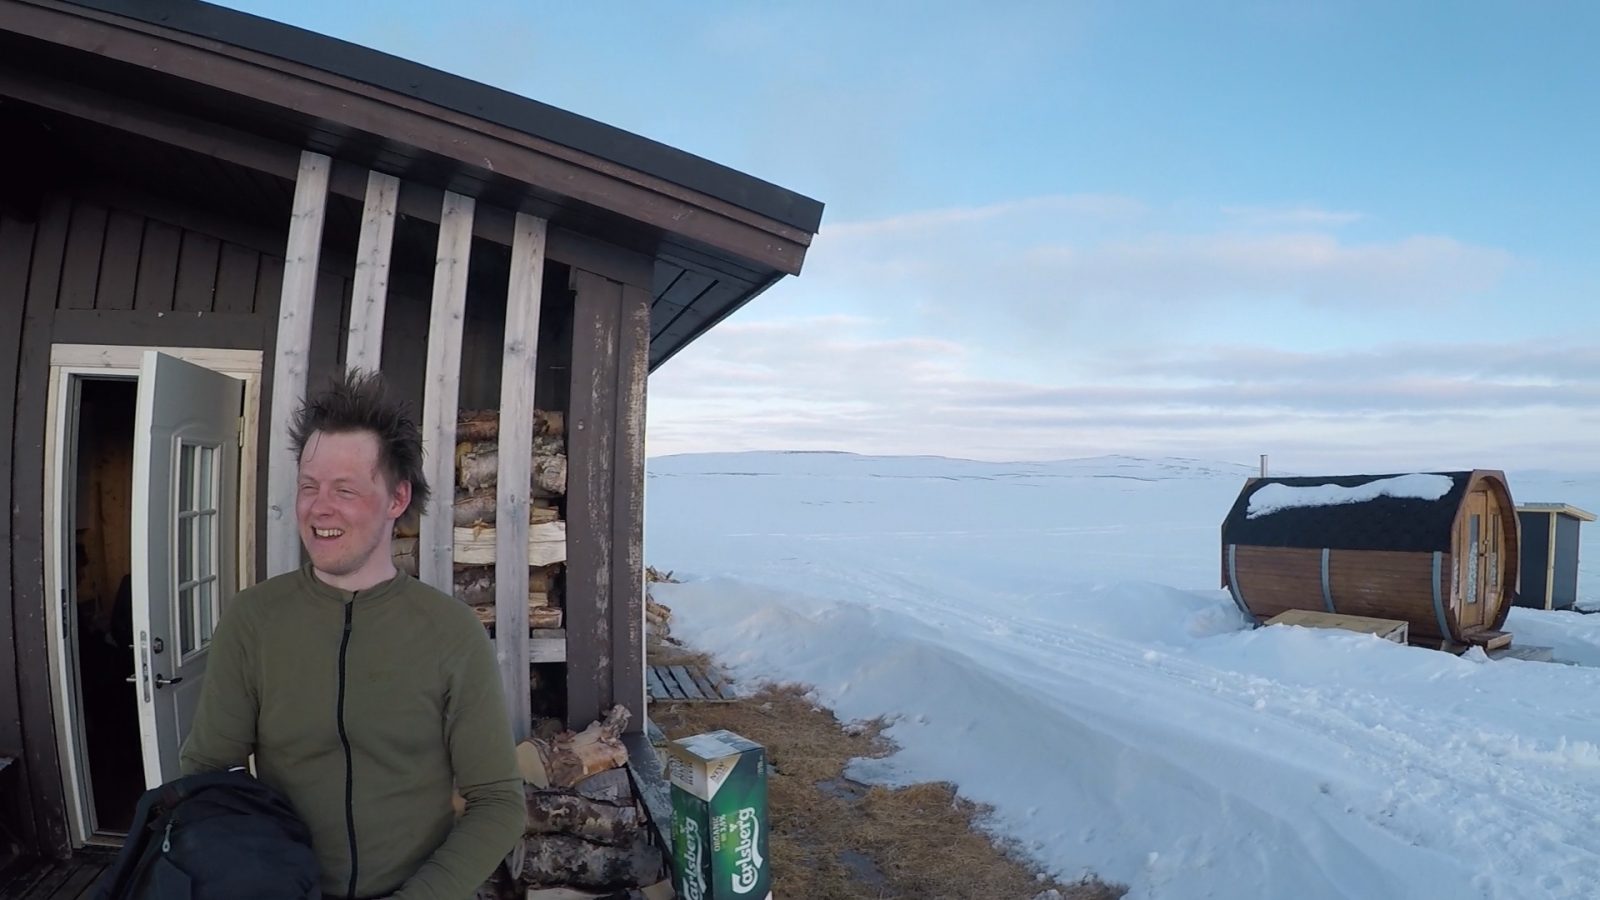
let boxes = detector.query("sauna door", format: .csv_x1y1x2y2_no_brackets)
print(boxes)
131,351,244,785
1458,490,1490,630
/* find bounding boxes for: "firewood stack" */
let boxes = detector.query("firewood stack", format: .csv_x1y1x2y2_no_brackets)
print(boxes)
512,706,672,898
394,408,568,633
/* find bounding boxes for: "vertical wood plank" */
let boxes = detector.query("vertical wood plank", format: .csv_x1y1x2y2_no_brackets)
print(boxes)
57,201,107,310
346,171,399,373
253,254,284,316
418,191,475,592
96,210,145,311
0,213,38,846
610,285,649,730
494,213,547,742
566,269,620,728
266,151,331,577
213,244,260,314
13,196,71,852
173,232,221,312
133,220,180,312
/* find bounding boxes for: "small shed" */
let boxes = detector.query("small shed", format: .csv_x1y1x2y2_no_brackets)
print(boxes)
1220,470,1519,647
1515,503,1595,611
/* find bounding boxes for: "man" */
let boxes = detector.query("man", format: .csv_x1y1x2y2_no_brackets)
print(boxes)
181,371,525,900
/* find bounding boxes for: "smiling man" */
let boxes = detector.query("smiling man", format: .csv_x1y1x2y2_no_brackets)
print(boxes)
180,371,525,900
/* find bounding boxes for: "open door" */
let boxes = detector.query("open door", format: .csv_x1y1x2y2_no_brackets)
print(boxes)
130,351,244,786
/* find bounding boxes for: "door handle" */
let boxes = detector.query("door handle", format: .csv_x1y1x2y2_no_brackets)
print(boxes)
154,674,184,689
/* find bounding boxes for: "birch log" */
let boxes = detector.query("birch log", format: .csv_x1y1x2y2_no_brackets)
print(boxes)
524,791,640,845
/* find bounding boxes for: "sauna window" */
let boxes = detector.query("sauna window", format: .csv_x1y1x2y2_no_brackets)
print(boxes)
177,441,223,656
1488,516,1499,589
1466,514,1481,603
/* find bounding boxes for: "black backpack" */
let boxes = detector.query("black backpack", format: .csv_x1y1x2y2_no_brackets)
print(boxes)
93,768,321,900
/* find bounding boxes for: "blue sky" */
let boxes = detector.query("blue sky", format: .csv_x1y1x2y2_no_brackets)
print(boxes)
220,1,1600,472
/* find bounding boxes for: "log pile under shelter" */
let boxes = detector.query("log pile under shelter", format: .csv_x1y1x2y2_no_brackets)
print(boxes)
474,706,671,899
395,409,568,632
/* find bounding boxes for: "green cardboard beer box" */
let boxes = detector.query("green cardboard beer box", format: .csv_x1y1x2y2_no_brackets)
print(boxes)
669,729,772,900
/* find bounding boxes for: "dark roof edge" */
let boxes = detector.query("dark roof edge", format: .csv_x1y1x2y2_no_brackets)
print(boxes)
60,0,825,235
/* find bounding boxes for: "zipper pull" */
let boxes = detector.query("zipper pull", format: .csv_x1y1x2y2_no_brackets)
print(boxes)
162,818,174,853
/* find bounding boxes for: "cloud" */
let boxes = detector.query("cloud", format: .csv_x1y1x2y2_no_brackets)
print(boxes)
792,196,1516,357
826,194,1149,239
648,316,1600,471
1221,205,1366,228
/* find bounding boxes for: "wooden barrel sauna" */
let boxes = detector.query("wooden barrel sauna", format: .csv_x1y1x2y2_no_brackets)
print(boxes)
1220,470,1519,646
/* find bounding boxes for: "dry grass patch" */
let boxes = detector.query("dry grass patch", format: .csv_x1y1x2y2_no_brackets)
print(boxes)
652,683,1122,900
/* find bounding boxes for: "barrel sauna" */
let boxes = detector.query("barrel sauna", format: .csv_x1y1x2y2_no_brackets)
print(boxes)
1220,470,1519,646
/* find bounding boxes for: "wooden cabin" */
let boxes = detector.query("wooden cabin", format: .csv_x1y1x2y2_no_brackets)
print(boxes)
0,0,823,866
1220,471,1520,649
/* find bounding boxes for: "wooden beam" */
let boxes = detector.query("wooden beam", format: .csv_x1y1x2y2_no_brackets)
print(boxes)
0,214,38,847
566,269,621,728
266,151,331,577
494,213,548,742
12,195,71,853
345,171,399,373
611,285,649,731
418,191,475,591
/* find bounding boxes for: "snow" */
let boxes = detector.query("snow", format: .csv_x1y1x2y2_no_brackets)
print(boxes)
1246,473,1456,519
645,452,1600,900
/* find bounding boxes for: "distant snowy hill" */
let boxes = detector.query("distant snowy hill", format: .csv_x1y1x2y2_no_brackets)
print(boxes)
645,452,1600,900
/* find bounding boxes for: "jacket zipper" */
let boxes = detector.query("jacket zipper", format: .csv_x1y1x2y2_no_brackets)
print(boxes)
338,594,358,900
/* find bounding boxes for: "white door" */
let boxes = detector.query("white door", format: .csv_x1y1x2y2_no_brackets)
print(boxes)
131,351,243,785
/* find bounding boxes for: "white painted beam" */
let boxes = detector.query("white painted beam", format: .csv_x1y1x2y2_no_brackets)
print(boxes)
266,150,330,577
494,212,548,741
418,191,476,591
345,170,399,373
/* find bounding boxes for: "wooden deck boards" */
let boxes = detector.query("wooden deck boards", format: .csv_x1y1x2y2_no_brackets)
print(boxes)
1265,609,1410,643
647,663,738,702
0,848,118,900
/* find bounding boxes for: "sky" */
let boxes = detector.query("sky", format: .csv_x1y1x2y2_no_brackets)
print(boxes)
219,1,1600,473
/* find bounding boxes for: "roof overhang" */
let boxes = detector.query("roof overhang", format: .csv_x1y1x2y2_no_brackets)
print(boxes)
0,0,824,368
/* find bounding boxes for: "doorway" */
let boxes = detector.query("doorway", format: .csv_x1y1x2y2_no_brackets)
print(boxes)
45,344,260,846
71,378,142,834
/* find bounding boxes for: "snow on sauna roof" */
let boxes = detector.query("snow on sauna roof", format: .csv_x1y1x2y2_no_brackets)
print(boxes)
1246,474,1455,519
1221,471,1478,553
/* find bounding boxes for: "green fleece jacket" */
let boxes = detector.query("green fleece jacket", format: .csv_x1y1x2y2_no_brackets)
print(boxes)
179,564,525,900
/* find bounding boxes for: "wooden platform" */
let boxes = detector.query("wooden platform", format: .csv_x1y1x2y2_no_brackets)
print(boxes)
0,848,118,900
1489,644,1556,663
647,663,738,702
1264,609,1409,643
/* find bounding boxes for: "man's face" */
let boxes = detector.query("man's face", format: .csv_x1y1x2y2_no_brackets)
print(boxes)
295,430,409,587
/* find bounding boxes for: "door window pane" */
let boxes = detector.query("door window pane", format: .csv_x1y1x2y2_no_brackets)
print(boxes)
179,444,197,512
198,514,214,584
1466,514,1480,603
196,580,216,651
179,585,196,654
178,515,194,585
199,446,216,510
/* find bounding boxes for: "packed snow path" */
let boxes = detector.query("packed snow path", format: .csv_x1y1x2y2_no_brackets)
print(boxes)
647,453,1600,899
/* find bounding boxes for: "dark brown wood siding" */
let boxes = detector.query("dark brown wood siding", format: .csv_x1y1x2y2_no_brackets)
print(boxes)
46,196,282,315
12,194,72,855
0,211,40,857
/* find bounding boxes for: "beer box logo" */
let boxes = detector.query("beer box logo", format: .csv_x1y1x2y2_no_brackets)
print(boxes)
681,816,708,900
731,807,765,894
